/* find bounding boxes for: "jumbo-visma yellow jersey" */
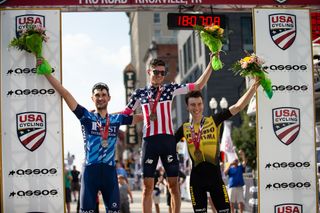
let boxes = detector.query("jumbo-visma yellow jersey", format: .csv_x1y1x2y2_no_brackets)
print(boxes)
183,116,222,167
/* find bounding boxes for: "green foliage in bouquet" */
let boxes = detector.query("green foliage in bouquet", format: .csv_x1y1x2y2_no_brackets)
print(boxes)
193,24,224,71
9,24,52,75
231,53,273,99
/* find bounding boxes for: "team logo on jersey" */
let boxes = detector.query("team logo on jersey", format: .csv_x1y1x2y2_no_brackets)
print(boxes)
274,203,302,213
272,107,300,145
15,14,45,37
269,14,296,50
16,112,46,152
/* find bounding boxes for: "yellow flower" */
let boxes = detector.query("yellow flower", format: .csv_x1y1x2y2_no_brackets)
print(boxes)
218,28,224,35
242,56,252,63
205,24,221,33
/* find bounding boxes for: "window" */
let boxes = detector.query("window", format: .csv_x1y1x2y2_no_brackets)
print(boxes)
198,34,202,56
186,36,192,70
192,32,196,62
154,30,161,38
182,34,197,74
183,44,188,74
222,24,229,51
153,13,160,23
241,17,253,51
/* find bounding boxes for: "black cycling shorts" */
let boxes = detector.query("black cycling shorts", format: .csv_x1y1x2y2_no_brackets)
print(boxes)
141,134,179,178
189,162,230,213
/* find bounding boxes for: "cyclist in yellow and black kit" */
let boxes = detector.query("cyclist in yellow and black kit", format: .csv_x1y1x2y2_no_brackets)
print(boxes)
175,78,260,213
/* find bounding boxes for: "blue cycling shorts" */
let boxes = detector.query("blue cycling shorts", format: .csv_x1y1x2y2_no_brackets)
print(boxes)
80,163,119,213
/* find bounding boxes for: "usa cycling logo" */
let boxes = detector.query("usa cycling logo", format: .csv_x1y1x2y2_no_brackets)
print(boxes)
15,14,45,37
274,203,302,213
269,14,296,50
16,112,46,152
272,107,300,145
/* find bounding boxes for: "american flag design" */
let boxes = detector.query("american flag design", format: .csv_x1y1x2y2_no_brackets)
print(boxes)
272,107,300,145
127,83,191,138
16,112,46,152
269,14,296,50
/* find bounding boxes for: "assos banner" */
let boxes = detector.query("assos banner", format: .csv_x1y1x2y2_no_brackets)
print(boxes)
254,8,318,213
0,10,64,212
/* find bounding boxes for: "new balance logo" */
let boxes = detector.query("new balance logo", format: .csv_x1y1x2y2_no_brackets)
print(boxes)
145,159,153,164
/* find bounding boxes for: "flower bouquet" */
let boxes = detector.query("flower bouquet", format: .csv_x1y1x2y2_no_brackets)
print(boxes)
231,53,273,99
8,25,52,75
193,24,224,71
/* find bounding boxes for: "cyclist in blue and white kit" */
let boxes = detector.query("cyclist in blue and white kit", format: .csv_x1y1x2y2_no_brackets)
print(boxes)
44,73,142,213
121,56,214,213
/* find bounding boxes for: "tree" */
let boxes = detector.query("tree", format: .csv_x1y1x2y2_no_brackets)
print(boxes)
231,111,257,170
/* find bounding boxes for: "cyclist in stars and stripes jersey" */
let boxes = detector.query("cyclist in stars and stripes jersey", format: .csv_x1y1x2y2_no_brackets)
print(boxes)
121,56,214,213
43,72,143,213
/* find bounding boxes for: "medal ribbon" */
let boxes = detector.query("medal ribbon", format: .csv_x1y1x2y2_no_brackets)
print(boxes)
148,86,163,115
190,117,205,150
96,114,110,141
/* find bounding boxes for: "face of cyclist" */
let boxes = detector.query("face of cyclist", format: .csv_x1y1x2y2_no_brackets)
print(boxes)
148,65,167,86
187,96,204,122
91,88,110,111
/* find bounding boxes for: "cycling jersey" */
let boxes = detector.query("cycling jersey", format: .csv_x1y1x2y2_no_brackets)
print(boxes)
73,104,133,212
124,83,193,138
175,109,232,213
73,104,133,166
176,110,231,167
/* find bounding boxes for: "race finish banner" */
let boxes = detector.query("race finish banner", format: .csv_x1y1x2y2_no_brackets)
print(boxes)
0,10,64,213
254,8,318,213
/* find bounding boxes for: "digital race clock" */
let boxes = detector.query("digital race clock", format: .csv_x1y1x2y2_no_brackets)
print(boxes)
167,13,225,30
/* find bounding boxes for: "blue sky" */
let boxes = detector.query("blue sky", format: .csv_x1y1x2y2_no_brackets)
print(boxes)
61,12,130,170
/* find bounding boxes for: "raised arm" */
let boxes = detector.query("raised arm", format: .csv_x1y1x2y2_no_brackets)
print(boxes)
193,54,214,90
45,74,78,111
132,114,144,124
224,162,232,176
229,77,260,116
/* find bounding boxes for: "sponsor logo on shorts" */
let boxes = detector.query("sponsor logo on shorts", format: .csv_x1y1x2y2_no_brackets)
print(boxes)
80,210,95,213
145,159,153,164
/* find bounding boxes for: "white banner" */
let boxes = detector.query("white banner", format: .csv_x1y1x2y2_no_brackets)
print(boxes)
254,8,318,213
0,10,64,212
220,121,238,163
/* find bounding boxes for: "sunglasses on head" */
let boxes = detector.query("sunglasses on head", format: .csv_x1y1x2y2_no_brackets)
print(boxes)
152,69,167,76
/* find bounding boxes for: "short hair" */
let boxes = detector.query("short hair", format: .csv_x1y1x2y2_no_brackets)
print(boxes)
118,175,125,179
92,82,109,94
149,58,166,68
185,90,203,105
